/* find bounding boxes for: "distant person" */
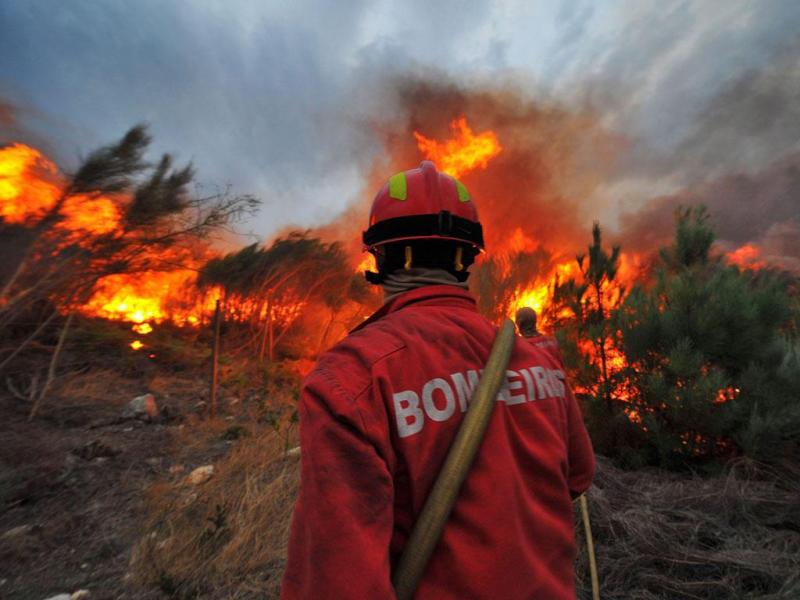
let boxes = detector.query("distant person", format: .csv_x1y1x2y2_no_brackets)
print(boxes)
515,306,564,365
282,162,595,599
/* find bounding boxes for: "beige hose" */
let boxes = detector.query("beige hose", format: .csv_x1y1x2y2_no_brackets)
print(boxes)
392,319,517,600
579,494,600,600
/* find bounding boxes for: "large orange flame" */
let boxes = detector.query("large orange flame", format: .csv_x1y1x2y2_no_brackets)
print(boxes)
1,142,216,334
0,143,61,220
414,117,502,179
0,143,120,234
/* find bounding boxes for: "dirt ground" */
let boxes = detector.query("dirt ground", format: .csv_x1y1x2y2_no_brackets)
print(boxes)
0,371,228,600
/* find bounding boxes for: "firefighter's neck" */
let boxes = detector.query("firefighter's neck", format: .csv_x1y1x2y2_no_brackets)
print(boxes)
382,267,468,303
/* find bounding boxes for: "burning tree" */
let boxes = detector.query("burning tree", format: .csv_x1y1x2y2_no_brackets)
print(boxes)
471,246,554,322
0,126,257,417
617,207,800,468
547,224,629,403
198,232,373,363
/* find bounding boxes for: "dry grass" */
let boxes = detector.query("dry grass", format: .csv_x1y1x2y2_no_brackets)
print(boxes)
131,426,799,600
130,426,299,599
51,368,142,408
574,457,800,599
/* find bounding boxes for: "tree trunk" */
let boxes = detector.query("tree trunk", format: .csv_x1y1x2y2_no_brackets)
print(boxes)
29,312,73,421
259,297,271,363
209,299,221,418
594,281,613,410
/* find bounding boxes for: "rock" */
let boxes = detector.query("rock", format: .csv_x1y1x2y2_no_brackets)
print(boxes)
71,590,91,600
122,394,158,421
43,595,71,600
169,464,185,474
185,465,214,485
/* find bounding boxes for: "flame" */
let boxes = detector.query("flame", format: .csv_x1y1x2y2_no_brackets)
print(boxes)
0,143,120,234
414,117,502,179
2,142,219,333
726,243,766,270
507,260,581,328
0,143,61,221
130,340,144,350
715,386,740,404
356,253,375,273
83,270,219,326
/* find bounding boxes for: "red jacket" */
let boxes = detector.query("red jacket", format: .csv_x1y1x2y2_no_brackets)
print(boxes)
525,333,565,367
282,286,595,599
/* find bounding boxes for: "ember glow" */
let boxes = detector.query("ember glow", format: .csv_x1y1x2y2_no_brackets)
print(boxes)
414,117,502,179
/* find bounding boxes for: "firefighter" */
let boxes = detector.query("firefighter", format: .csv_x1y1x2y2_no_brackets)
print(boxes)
516,306,565,366
515,306,540,338
281,161,595,599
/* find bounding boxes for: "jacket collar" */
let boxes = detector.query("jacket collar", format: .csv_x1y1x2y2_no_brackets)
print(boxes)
351,285,477,333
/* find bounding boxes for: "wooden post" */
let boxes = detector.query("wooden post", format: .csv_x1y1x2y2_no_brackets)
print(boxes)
209,299,221,418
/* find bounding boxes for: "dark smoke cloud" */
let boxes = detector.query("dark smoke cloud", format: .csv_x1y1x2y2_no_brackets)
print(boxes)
672,38,800,182
619,152,800,271
612,37,800,186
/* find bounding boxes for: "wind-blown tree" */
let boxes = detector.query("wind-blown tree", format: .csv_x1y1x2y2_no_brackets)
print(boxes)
0,125,258,416
617,207,799,468
198,232,362,362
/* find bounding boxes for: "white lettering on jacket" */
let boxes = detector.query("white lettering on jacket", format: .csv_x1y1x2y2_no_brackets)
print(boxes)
393,390,424,438
392,367,568,438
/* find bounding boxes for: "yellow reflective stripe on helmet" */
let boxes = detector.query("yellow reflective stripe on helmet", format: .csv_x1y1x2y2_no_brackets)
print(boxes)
389,172,408,200
455,179,471,202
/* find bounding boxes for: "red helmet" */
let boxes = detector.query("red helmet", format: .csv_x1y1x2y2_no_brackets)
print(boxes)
362,161,484,251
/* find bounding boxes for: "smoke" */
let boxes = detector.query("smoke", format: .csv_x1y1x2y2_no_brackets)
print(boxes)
614,37,800,272
671,39,800,182
2,1,799,274
313,73,621,265
0,99,14,129
619,152,800,271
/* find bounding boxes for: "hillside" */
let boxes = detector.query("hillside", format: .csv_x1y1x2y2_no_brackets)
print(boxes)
2,367,798,599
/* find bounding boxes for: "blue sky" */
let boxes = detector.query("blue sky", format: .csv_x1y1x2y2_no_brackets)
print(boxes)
1,1,799,252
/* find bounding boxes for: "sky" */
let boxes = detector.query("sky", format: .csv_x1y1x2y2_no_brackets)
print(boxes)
1,0,799,253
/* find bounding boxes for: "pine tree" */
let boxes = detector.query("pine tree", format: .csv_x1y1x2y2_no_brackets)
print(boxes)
545,224,643,460
618,207,799,468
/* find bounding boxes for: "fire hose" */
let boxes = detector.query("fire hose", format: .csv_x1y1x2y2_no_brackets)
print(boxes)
392,319,517,600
